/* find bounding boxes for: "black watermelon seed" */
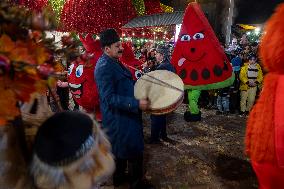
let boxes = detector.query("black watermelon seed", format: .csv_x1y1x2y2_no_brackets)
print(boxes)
190,69,198,81
213,65,223,77
179,69,187,79
202,68,210,80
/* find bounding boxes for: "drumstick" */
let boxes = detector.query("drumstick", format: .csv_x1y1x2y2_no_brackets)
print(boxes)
122,63,184,93
140,77,183,93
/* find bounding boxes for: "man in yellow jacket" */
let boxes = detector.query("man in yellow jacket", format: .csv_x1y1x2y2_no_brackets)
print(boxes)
239,55,263,115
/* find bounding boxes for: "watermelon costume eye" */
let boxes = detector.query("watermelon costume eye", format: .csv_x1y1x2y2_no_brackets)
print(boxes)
68,64,75,76
75,65,84,78
193,32,204,40
181,34,191,42
135,70,142,79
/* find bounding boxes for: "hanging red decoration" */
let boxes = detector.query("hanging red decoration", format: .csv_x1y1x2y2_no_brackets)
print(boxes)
19,0,48,11
120,42,143,80
60,0,137,34
144,0,163,15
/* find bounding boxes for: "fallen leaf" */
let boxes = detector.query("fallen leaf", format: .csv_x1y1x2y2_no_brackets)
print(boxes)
0,34,15,52
0,83,20,121
35,80,48,94
9,46,35,64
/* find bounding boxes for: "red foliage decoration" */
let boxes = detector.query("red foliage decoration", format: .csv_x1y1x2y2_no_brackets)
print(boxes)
19,0,48,11
60,0,137,34
144,0,163,15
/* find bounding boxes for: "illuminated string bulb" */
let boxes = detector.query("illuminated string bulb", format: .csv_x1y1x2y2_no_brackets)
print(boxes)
160,3,174,13
132,32,135,36
48,0,65,22
132,0,145,16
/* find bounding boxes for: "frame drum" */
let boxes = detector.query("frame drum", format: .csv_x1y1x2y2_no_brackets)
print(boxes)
134,70,184,115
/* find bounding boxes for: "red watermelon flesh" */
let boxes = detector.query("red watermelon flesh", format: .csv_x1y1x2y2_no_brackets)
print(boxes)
171,3,233,87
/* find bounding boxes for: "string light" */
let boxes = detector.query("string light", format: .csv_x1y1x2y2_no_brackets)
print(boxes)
48,0,65,22
132,0,145,16
160,3,174,13
60,0,137,33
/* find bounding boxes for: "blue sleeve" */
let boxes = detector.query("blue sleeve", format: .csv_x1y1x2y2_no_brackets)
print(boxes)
95,65,140,113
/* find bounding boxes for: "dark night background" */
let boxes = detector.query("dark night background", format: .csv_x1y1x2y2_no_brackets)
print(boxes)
235,0,284,24
161,0,284,24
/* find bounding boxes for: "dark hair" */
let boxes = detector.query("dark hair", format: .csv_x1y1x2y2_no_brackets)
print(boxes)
147,56,156,62
248,54,257,60
99,28,120,48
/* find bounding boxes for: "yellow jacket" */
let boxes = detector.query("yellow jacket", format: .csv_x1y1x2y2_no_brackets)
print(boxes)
239,63,263,91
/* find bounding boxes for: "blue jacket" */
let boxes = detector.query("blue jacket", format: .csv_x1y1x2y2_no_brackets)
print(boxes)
156,59,176,73
231,56,242,72
95,54,143,159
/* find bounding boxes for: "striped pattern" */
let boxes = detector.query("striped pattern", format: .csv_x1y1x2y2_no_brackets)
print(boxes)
122,11,184,28
247,64,258,82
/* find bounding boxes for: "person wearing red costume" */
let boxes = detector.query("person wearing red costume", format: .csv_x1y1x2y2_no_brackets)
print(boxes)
171,3,234,122
245,3,284,189
68,34,103,121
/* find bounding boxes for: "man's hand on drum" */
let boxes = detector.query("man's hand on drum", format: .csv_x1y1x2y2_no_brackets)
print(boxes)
139,99,150,111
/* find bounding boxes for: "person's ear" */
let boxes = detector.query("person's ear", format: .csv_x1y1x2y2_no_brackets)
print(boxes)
104,46,110,53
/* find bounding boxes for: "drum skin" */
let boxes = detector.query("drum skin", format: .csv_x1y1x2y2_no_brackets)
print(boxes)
134,70,184,115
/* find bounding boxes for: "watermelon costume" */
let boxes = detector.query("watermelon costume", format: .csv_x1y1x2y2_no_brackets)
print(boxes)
171,3,234,122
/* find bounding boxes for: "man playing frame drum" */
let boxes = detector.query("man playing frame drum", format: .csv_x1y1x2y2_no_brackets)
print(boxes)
135,67,184,144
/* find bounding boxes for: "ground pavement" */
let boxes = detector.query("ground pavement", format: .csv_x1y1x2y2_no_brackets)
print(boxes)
102,104,258,189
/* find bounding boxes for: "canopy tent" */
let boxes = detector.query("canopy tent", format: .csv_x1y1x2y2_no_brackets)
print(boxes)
121,11,183,41
122,11,183,29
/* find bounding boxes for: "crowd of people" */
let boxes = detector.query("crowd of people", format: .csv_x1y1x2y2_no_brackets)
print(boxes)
34,30,264,189
217,35,263,116
129,34,264,118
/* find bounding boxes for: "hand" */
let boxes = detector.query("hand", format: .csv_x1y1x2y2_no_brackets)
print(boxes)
57,80,68,88
139,99,150,111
